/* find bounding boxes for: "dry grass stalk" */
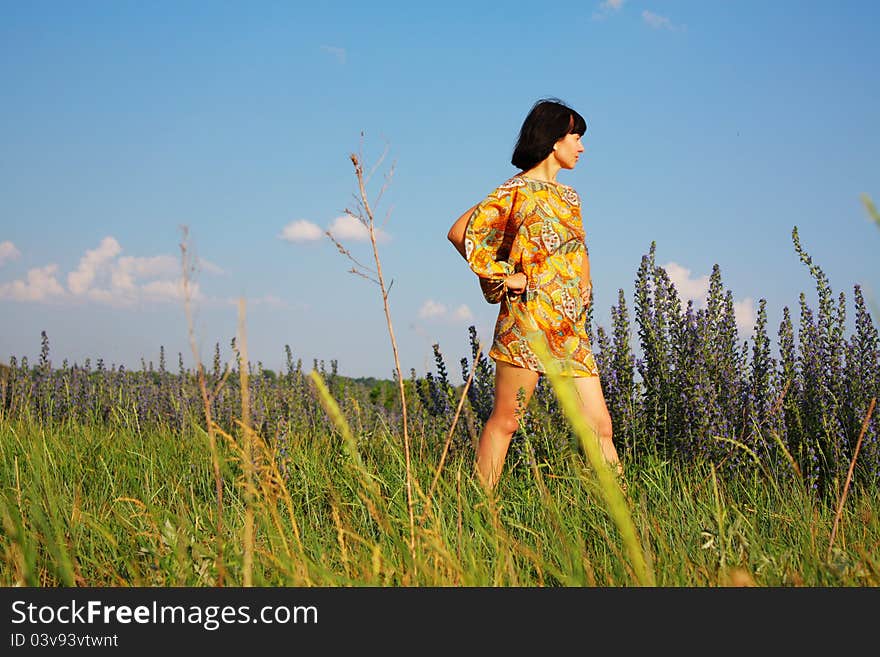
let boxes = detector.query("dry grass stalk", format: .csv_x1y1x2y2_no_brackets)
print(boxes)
827,397,876,561
330,501,350,579
325,147,415,560
213,417,310,583
765,379,803,481
237,298,255,586
179,226,226,586
426,338,483,505
308,370,393,536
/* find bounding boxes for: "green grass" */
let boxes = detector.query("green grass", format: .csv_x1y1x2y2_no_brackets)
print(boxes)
2,396,877,587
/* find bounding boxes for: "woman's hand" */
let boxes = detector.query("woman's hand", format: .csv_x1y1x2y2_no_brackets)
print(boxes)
505,272,527,296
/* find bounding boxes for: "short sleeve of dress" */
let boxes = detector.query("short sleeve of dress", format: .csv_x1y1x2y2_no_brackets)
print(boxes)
464,183,518,299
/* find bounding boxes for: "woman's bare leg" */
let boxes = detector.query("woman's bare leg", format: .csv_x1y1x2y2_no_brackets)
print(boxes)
571,375,622,477
476,360,541,490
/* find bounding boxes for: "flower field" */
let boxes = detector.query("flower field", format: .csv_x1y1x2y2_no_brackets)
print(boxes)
1,229,877,586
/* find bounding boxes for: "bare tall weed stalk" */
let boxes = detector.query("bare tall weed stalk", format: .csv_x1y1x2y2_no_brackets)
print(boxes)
426,337,483,506
326,144,415,559
179,226,226,586
828,397,876,560
237,298,255,586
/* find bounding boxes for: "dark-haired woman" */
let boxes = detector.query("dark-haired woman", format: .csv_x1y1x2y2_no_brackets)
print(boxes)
447,98,622,490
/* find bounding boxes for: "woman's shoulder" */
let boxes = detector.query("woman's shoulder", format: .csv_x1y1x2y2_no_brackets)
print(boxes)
483,175,580,206
496,175,527,191
518,176,581,208
484,175,526,199
479,175,527,204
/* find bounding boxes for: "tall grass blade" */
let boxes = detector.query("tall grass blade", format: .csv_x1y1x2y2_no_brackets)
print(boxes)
529,332,655,586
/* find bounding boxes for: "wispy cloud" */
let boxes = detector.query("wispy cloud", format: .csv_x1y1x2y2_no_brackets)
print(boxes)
0,236,224,306
320,45,347,65
642,10,685,31
139,278,197,304
279,219,324,243
664,262,710,302
664,261,754,335
0,241,21,267
419,300,447,319
282,213,391,247
593,0,625,20
199,257,224,275
451,304,473,321
0,264,65,302
328,214,390,243
733,297,756,336
418,299,473,323
67,236,122,295
111,254,178,293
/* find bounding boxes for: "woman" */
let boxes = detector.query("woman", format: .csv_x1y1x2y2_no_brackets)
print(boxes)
447,97,622,490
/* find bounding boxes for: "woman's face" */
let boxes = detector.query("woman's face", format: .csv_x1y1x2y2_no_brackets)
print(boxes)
553,132,585,169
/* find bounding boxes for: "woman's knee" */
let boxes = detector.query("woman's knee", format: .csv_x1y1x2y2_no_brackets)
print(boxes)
486,411,520,437
595,417,613,442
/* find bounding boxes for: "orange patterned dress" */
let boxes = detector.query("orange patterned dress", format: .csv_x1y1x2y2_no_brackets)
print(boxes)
464,174,599,377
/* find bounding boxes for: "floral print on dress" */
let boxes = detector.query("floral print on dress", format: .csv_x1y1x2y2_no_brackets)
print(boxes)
559,287,580,323
560,185,580,207
498,176,527,191
463,175,599,377
540,219,561,254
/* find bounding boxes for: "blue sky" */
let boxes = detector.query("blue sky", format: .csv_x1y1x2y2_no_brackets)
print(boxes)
2,0,878,382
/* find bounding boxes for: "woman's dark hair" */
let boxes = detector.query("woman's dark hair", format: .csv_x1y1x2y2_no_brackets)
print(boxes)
511,98,587,171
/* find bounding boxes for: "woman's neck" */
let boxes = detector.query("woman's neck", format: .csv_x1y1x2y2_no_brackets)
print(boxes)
521,159,561,184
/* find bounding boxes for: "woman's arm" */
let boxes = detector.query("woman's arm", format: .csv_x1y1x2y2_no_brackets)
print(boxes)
452,200,526,296
447,204,477,260
580,249,592,307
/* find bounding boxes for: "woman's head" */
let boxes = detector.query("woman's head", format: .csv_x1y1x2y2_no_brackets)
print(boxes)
511,98,587,171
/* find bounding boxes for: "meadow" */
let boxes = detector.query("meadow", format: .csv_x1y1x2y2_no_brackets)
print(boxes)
1,219,877,587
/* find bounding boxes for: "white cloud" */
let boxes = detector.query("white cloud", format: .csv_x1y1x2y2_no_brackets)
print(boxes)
594,0,625,20
320,45,347,65
198,257,224,275
112,254,179,293
733,297,756,336
67,236,122,295
0,241,21,267
452,304,473,321
663,261,710,304
118,254,179,279
418,300,474,323
0,237,229,307
0,264,65,301
141,278,199,303
419,300,447,319
83,287,119,305
328,214,389,243
279,219,324,243
642,10,684,31
664,260,755,336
